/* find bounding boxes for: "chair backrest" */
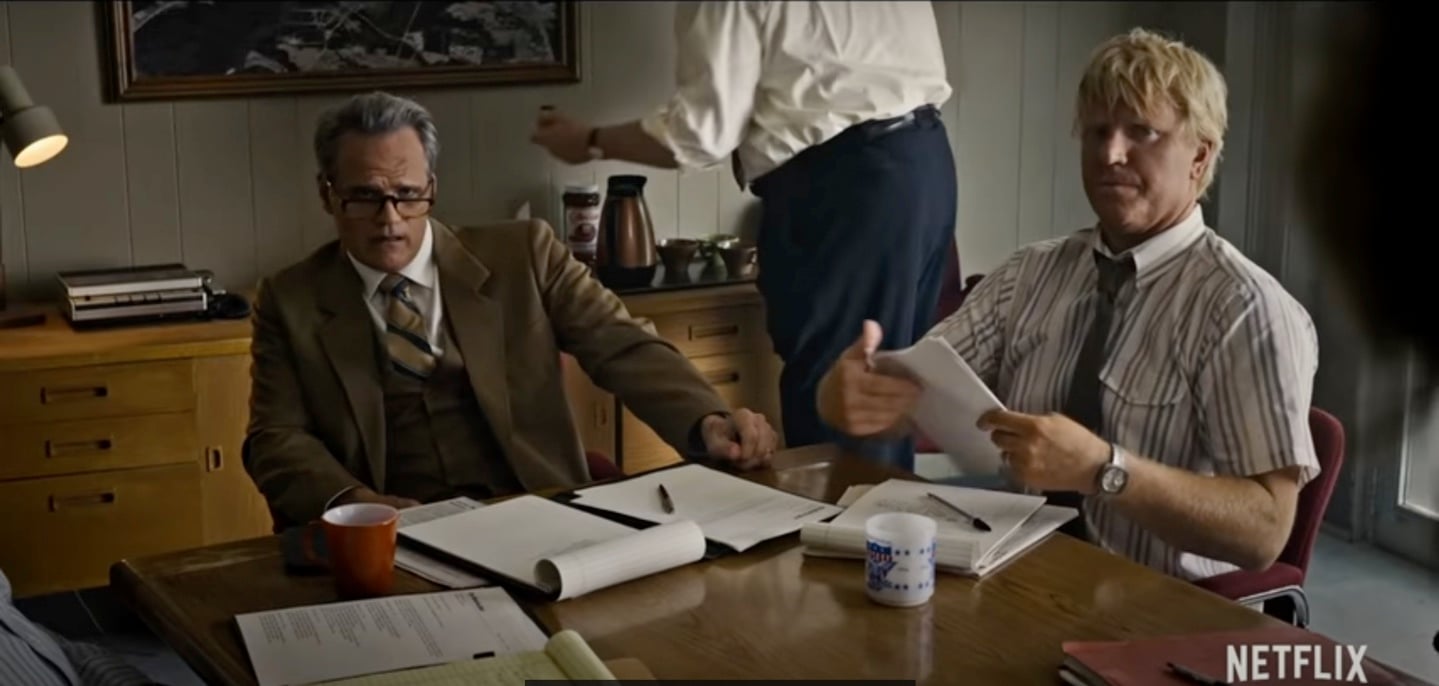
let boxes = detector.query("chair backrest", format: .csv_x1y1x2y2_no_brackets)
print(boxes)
932,238,968,322
586,450,621,480
1280,407,1347,577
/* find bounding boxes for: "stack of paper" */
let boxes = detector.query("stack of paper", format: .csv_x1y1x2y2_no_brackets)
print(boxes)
567,463,844,552
394,497,491,589
400,495,708,601
319,629,624,685
872,336,1007,475
235,587,548,686
800,479,1076,577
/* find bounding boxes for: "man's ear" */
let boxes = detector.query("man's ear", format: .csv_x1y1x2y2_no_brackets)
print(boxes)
316,174,333,215
1191,140,1215,182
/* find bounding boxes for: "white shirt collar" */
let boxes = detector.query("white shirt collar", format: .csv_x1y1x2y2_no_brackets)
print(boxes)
346,219,437,297
1090,204,1206,277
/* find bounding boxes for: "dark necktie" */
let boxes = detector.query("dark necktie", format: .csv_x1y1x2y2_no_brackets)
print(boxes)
1049,251,1135,539
379,274,437,380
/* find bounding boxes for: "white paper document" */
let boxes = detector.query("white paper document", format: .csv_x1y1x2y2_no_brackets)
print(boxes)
394,498,492,589
234,587,548,686
800,478,1074,576
399,495,707,600
872,336,1008,475
569,463,844,551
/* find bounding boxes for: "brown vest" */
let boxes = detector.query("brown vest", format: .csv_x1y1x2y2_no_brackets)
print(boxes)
380,318,521,503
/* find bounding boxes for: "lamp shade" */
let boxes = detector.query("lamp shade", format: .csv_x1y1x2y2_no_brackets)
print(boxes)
0,65,67,168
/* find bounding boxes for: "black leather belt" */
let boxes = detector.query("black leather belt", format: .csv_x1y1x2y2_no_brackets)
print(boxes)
856,104,940,140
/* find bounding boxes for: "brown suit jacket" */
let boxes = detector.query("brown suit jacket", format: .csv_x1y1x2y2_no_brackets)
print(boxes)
243,218,730,525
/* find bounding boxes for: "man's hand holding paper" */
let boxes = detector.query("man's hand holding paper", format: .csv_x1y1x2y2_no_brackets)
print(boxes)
816,320,923,437
818,319,1009,475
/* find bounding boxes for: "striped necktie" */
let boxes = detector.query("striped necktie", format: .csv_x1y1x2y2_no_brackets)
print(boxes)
379,273,436,380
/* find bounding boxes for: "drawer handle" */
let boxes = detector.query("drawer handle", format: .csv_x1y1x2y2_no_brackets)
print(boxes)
49,490,117,511
704,369,741,386
592,403,609,428
45,437,115,458
41,384,110,404
206,447,224,472
689,323,739,341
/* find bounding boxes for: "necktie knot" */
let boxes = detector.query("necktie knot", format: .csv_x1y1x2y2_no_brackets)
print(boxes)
1093,253,1135,302
379,273,409,298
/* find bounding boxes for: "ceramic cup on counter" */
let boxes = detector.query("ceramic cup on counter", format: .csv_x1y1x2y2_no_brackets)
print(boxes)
719,242,759,278
658,238,702,281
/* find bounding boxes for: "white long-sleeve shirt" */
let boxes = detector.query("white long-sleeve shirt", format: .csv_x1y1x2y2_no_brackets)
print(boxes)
640,1,952,184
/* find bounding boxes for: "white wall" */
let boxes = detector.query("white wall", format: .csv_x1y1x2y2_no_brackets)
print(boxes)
0,1,1177,296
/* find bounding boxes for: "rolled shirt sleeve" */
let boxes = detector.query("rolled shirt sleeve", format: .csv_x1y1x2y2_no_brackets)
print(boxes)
640,1,764,172
1196,286,1322,485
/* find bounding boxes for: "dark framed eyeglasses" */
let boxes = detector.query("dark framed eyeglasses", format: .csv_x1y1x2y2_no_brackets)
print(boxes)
325,178,436,220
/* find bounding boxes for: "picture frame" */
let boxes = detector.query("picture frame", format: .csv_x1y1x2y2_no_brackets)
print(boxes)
100,1,580,102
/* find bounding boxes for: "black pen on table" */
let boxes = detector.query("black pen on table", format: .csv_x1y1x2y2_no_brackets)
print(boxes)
658,483,675,514
925,492,991,532
1166,661,1229,686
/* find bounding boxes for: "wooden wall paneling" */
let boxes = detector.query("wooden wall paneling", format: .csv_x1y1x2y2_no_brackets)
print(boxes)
7,1,131,293
0,3,27,297
588,1,680,240
1017,3,1061,248
121,104,183,267
174,101,257,291
955,2,1025,271
294,95,350,253
402,91,476,226
248,99,304,281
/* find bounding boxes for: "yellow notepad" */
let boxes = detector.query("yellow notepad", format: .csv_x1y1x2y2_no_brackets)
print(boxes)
319,630,616,685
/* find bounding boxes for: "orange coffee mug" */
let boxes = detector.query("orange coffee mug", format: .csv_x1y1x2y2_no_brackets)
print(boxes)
303,503,400,598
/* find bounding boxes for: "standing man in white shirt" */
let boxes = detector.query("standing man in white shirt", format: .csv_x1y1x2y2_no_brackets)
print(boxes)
531,2,955,470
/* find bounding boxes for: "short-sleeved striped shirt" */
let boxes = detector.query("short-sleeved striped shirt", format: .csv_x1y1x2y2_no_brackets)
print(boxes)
932,206,1320,580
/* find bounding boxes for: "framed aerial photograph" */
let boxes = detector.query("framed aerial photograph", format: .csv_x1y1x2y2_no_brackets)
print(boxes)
101,1,580,101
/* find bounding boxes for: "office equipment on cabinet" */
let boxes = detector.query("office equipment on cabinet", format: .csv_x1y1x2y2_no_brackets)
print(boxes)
57,263,208,327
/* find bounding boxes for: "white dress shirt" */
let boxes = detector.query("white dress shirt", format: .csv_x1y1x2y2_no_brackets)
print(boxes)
640,1,953,183
932,206,1321,581
346,219,445,355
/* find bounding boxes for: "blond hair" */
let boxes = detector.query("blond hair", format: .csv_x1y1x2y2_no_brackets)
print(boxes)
1074,28,1228,197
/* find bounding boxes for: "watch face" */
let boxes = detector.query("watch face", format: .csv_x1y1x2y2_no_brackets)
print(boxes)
1100,465,1129,493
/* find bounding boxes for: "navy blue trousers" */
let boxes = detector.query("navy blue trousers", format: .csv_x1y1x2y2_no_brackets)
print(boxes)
752,107,958,472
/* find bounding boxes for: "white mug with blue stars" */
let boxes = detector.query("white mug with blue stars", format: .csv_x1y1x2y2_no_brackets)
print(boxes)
864,512,938,607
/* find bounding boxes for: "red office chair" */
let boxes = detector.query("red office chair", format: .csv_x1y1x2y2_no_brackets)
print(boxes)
585,450,622,481
915,239,983,454
1192,407,1347,627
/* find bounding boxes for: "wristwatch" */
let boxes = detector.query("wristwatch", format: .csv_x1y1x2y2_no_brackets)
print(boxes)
1095,442,1129,495
586,127,605,160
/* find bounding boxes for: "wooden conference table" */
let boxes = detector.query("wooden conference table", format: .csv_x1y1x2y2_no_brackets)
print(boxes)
110,444,1346,685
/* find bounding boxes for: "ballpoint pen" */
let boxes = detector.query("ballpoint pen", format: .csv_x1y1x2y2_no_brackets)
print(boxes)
1166,661,1229,686
925,492,991,532
658,484,675,514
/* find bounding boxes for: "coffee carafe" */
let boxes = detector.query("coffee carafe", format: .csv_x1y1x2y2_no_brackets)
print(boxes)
596,175,658,288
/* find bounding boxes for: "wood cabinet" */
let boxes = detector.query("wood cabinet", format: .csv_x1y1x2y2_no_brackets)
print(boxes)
0,313,271,598
561,283,785,475
0,280,778,596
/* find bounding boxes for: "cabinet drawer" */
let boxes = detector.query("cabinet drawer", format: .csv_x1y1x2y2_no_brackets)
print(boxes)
0,412,198,480
619,353,767,475
653,306,762,359
0,360,194,425
0,463,204,597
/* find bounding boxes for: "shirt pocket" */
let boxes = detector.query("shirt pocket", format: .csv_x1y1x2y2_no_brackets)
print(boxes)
1099,352,1188,408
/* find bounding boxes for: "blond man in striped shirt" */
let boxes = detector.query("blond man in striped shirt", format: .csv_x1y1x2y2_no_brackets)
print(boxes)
819,28,1320,581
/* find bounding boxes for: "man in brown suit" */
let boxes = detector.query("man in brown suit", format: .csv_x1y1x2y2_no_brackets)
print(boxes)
244,92,778,527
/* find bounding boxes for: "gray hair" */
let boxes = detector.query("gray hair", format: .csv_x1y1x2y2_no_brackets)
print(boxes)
312,91,439,182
